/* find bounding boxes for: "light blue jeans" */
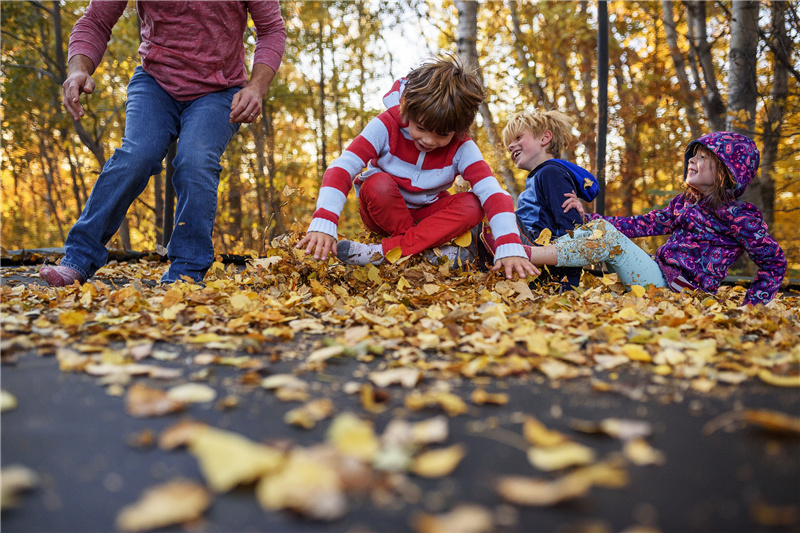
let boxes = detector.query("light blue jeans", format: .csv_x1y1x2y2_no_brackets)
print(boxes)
554,219,668,288
62,66,241,283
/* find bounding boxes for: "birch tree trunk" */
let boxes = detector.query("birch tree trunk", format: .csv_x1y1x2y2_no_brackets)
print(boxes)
454,0,519,202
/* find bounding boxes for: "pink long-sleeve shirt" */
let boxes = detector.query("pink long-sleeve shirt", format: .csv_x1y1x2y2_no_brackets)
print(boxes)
69,0,286,101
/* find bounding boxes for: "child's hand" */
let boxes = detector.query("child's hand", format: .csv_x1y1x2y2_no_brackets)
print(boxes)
296,231,338,260
562,191,586,219
492,256,541,279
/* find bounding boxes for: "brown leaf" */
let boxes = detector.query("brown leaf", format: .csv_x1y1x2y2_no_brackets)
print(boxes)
125,383,185,418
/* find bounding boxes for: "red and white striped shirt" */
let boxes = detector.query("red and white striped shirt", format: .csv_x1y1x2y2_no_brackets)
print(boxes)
308,79,525,261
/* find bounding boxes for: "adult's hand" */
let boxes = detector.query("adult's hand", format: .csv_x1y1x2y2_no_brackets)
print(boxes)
62,55,96,121
492,256,540,279
230,63,276,124
296,231,338,261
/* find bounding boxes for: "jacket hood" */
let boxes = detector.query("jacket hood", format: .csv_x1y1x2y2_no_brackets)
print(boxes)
382,78,407,125
683,131,759,198
547,159,600,202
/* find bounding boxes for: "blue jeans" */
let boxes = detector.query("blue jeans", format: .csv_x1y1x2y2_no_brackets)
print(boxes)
62,66,241,283
554,219,668,288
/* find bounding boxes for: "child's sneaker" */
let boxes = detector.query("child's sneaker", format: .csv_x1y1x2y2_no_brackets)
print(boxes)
337,240,384,266
423,245,475,266
39,265,84,287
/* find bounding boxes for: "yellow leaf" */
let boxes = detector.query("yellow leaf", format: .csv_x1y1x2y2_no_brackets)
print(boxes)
229,293,252,312
453,231,472,247
189,427,284,492
630,285,646,298
523,416,568,447
58,310,87,327
385,246,403,264
397,276,411,291
622,344,651,362
115,480,211,532
527,442,596,471
367,264,381,284
166,384,218,404
470,389,509,405
623,439,666,466
758,370,800,387
584,177,594,189
411,444,465,477
534,228,552,246
256,454,346,521
327,413,380,461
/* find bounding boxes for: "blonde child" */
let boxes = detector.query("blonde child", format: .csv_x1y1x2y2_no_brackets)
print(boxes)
296,56,537,280
530,132,786,305
477,109,599,288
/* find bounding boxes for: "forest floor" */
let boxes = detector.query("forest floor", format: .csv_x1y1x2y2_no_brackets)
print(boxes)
1,245,799,533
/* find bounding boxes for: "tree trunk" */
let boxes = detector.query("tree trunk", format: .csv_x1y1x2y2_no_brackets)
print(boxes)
508,1,551,109
759,0,788,232
455,0,520,202
661,0,702,139
726,1,759,136
685,1,726,131
317,23,327,174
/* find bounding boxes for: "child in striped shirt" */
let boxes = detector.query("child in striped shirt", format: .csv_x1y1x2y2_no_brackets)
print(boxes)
296,56,537,280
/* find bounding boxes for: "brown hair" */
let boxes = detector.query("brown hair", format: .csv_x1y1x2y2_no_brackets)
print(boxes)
502,109,575,156
399,55,485,136
686,144,735,208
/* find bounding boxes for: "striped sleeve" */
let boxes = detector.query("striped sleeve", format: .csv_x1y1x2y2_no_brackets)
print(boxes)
307,116,387,238
455,141,525,261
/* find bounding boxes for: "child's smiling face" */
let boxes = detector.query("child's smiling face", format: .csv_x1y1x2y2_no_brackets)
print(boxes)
686,147,718,195
407,120,454,152
507,129,551,171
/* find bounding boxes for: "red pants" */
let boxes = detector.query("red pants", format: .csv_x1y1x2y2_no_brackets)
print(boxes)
358,172,484,256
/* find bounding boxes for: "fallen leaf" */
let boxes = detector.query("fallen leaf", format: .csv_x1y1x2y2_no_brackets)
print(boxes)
743,409,800,434
471,388,509,405
1,390,17,412
527,441,596,471
369,367,421,388
257,452,346,521
327,412,380,462
115,480,211,532
189,426,284,492
285,398,335,429
125,383,185,418
623,438,666,466
0,464,39,510
411,444,466,477
166,383,217,404
414,504,493,533
523,416,568,447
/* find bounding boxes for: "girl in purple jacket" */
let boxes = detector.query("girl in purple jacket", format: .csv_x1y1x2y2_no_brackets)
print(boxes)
528,132,786,305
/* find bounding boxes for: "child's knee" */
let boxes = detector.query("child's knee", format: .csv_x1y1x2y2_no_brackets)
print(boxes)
458,193,483,225
359,173,397,201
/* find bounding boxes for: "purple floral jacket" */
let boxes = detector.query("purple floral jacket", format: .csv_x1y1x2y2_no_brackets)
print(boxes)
589,132,786,305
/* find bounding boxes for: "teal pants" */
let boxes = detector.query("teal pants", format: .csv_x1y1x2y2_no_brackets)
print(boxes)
554,219,668,288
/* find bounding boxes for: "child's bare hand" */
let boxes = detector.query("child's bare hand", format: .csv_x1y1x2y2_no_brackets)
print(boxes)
562,191,586,219
492,256,541,279
296,231,338,260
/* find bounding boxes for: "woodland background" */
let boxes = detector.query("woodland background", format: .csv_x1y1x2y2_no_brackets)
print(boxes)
1,1,798,274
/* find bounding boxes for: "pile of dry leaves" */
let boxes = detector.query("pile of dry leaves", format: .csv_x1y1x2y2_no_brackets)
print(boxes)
1,233,798,530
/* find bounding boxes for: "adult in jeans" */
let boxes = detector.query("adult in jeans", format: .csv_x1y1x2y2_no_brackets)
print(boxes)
40,1,286,286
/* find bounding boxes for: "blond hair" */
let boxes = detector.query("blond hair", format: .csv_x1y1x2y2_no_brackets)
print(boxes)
502,109,575,156
400,56,485,136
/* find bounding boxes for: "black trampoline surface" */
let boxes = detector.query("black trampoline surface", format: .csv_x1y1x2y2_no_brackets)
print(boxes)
1,267,799,533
